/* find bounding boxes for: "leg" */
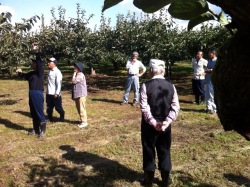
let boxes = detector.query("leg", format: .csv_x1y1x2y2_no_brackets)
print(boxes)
46,94,54,121
74,98,81,121
192,79,199,104
79,96,87,122
123,76,133,103
30,90,46,123
141,120,157,186
54,96,65,121
156,126,172,187
199,80,205,103
132,76,139,104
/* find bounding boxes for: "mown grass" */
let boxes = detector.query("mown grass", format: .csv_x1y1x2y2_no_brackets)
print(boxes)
0,62,249,187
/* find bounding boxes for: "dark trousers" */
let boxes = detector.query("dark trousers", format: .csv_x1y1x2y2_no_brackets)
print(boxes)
46,94,65,116
192,79,205,103
141,120,172,172
29,90,46,133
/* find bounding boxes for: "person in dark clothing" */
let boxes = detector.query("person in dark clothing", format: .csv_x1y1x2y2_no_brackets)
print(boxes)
139,59,180,187
16,43,46,138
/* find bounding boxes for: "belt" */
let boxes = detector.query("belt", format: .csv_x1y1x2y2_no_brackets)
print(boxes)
128,74,137,76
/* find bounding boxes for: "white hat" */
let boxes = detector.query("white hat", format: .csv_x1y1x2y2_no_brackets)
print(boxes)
149,59,165,69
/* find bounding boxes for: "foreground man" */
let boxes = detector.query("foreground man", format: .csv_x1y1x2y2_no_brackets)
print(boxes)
16,43,46,138
139,59,180,187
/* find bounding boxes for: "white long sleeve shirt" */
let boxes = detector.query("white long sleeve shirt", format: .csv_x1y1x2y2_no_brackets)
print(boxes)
47,67,63,96
192,57,208,80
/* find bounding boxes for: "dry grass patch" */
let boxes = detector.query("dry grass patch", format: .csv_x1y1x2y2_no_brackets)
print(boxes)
0,63,249,187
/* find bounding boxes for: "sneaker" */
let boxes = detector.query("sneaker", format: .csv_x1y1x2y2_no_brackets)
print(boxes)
132,102,138,106
120,101,128,105
38,132,45,138
27,129,35,135
207,109,215,114
78,122,88,128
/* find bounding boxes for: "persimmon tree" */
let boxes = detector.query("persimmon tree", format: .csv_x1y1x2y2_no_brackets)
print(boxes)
102,0,250,140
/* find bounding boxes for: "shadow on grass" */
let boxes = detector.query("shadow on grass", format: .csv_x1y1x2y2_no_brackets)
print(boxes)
92,98,121,104
0,118,28,131
14,110,79,125
26,145,141,186
181,108,206,113
173,170,217,187
224,173,250,186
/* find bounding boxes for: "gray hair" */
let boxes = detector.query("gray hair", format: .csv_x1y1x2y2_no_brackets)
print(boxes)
151,66,165,76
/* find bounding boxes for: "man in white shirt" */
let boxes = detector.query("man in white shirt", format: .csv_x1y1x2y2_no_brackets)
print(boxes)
192,51,208,105
121,51,146,106
46,57,65,122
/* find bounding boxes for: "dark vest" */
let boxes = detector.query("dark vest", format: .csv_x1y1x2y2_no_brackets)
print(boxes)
144,78,174,121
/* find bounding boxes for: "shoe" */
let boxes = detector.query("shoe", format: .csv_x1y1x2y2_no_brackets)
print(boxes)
39,122,46,137
161,171,173,187
38,132,45,138
28,129,35,135
141,171,154,187
132,102,138,106
78,122,88,128
120,101,128,105
59,113,65,122
207,109,215,114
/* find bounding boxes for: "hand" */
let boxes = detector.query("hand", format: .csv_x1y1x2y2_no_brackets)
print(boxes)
54,94,58,98
161,121,170,131
32,43,40,53
152,121,163,131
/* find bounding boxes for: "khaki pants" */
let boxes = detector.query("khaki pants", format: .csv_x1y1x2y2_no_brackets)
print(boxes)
75,96,87,122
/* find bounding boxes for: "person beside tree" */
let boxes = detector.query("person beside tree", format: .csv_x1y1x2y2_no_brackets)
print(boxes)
205,49,217,114
191,51,208,105
16,43,47,138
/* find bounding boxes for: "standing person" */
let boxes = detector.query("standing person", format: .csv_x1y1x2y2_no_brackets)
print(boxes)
16,43,46,138
205,49,217,114
72,62,88,128
192,51,208,104
121,51,146,106
139,59,180,187
46,57,65,122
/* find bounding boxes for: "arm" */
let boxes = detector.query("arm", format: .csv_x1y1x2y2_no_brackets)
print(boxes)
138,62,146,77
162,85,180,131
140,83,162,131
140,83,157,126
35,53,44,77
55,71,63,96
72,72,84,84
126,59,133,69
16,69,30,80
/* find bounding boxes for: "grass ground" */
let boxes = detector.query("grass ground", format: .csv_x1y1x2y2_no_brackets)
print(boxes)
0,62,249,187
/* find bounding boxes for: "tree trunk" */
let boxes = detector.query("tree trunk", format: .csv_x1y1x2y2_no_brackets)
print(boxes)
212,30,250,140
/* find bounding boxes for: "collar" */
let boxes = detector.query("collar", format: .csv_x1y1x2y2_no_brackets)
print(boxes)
152,75,165,79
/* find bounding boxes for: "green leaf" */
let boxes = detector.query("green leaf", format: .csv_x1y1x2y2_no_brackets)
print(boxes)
102,0,123,12
168,0,209,20
133,0,173,13
188,13,215,31
218,11,228,25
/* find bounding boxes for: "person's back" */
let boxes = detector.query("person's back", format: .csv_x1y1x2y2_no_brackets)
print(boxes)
144,78,175,120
